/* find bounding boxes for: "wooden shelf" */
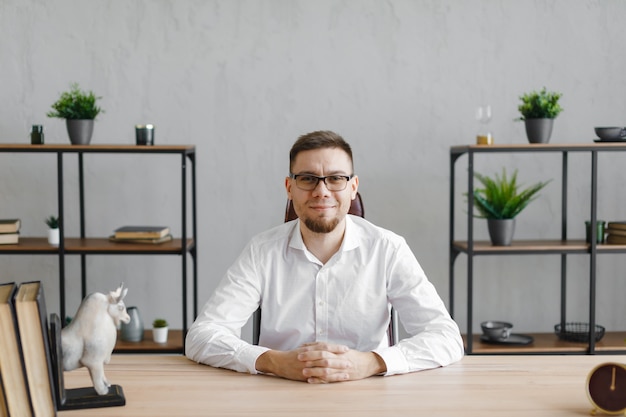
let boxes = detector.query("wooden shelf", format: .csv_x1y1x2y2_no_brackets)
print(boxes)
0,237,59,253
65,238,195,254
453,239,626,255
114,329,184,353
464,331,626,354
0,237,194,254
0,143,195,153
451,142,626,156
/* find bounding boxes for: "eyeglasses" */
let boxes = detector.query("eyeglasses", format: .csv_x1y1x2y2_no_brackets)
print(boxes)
290,174,354,191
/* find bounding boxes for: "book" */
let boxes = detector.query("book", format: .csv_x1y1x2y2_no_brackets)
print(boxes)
0,233,19,245
605,228,626,237
0,219,20,234
114,225,170,239
0,282,33,417
108,234,173,244
606,221,626,231
49,313,125,410
13,282,56,417
606,234,626,245
0,376,8,417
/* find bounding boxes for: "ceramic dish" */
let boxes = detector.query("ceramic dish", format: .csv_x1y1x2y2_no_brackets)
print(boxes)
594,138,626,143
595,127,626,140
480,334,534,345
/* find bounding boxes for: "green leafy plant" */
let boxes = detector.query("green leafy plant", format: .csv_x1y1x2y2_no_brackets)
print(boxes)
45,215,59,229
47,83,103,120
153,318,168,328
470,169,550,219
516,87,563,120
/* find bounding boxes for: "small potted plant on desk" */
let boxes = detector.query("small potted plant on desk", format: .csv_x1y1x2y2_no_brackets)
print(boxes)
152,318,169,343
47,83,103,145
45,215,59,246
470,169,550,246
516,87,563,144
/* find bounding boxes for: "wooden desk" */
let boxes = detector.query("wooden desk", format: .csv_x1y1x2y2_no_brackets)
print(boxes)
60,354,624,416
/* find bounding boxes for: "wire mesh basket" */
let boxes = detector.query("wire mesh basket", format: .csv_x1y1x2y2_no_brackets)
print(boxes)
554,322,605,343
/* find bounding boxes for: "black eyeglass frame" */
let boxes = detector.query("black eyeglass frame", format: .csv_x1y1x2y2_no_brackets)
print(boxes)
289,173,354,191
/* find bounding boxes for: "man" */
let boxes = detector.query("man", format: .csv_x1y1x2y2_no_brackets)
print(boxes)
186,130,464,383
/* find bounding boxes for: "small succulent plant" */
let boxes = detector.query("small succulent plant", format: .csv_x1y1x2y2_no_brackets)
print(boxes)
45,215,59,229
153,318,168,328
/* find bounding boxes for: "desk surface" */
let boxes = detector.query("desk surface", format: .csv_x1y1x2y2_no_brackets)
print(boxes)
60,354,625,416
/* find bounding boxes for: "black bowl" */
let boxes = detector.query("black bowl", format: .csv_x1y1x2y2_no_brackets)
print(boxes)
554,322,605,343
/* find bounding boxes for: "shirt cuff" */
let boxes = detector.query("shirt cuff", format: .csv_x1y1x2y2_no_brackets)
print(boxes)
237,344,271,374
373,346,409,376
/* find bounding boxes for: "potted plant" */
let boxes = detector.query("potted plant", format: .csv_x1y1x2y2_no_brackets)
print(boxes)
470,169,550,246
45,215,59,246
47,83,103,145
516,87,563,144
152,318,168,343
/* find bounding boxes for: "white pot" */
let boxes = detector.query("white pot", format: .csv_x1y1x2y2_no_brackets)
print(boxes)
48,228,59,246
152,327,168,343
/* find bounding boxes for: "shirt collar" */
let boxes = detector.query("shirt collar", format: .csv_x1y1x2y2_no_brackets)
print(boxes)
288,215,360,253
341,215,359,251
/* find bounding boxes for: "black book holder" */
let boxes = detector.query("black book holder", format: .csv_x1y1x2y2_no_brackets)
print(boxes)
49,313,125,410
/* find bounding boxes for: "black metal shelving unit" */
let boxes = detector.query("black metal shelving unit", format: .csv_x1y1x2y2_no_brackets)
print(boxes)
450,143,626,354
0,144,197,353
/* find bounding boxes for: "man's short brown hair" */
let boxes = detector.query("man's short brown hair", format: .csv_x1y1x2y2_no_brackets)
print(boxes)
289,130,353,173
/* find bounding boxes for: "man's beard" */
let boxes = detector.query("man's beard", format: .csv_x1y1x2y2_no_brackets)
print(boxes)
303,216,340,234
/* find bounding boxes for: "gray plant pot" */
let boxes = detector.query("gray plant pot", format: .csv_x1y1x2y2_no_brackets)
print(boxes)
524,118,554,144
66,119,95,145
487,218,516,246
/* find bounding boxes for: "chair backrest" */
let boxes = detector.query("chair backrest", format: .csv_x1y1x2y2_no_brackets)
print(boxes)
253,193,398,346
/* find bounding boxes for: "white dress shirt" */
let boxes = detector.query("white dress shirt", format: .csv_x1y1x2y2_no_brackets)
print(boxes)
185,215,464,375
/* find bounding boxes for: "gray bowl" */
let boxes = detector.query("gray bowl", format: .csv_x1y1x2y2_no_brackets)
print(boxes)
481,320,513,340
594,127,626,140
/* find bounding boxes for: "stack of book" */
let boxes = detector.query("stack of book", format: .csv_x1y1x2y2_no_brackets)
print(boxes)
0,219,20,245
605,221,626,244
0,281,125,416
109,225,172,244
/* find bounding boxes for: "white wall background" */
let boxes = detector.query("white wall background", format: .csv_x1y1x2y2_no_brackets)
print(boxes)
1,0,625,341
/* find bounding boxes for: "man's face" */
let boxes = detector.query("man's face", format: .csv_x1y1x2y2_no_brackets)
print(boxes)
286,147,358,234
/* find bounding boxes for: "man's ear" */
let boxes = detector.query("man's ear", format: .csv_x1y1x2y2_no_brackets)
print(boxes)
285,176,293,200
351,175,359,200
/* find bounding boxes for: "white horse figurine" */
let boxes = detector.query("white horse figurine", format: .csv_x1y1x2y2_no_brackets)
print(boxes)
61,284,131,395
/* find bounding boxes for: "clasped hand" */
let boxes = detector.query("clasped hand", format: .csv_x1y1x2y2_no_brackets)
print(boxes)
256,341,386,384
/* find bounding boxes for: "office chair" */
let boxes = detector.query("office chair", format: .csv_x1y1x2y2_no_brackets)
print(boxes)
252,193,399,346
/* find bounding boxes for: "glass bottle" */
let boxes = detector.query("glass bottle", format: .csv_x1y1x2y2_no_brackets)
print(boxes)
475,105,493,145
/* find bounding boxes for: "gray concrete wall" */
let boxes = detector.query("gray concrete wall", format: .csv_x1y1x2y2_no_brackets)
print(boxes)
1,0,625,339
